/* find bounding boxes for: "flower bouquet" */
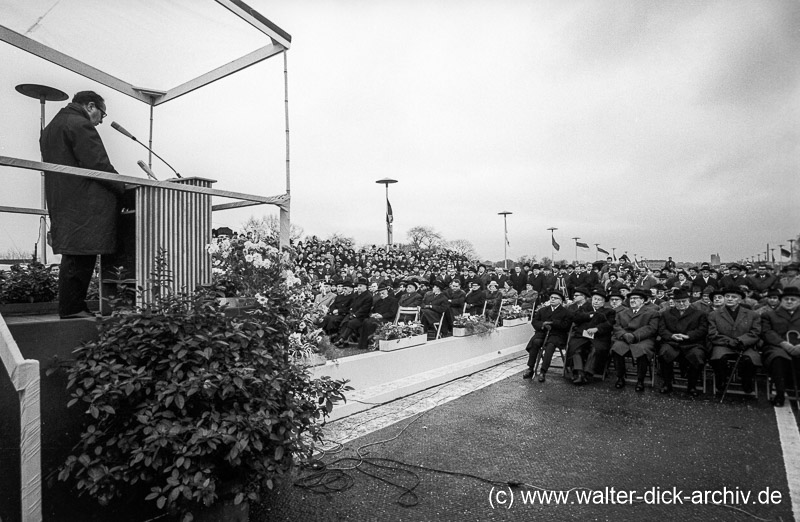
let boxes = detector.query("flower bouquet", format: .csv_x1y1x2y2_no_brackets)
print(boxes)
499,305,530,326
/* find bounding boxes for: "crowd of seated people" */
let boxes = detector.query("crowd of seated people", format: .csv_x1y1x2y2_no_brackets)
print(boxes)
297,239,799,406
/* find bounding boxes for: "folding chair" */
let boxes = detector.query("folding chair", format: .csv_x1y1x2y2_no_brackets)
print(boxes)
713,357,759,399
394,306,420,324
432,311,447,340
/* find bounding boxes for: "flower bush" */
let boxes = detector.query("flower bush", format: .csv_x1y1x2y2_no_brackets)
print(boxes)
500,304,528,320
373,321,425,342
57,248,351,521
207,236,281,297
452,314,497,336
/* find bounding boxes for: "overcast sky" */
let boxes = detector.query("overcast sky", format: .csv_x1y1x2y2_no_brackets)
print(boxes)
1,0,798,265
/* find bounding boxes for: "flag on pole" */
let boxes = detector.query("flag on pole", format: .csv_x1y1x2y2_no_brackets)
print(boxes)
386,199,393,224
552,236,560,251
576,241,589,249
781,247,791,258
597,246,609,255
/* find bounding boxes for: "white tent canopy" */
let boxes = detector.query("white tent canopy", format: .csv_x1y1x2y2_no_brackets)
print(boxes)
0,0,291,105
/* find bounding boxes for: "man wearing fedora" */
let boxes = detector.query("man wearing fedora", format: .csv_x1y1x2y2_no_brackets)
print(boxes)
708,286,762,397
321,281,354,335
464,280,487,316
780,263,800,290
760,286,800,406
358,283,399,350
522,290,573,383
334,277,374,347
657,289,709,396
610,287,660,391
566,288,616,385
420,280,451,337
748,263,780,297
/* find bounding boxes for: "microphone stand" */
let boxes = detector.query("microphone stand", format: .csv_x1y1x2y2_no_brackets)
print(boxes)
111,121,182,178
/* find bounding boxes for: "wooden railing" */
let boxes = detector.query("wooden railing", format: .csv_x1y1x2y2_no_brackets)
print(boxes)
0,312,42,522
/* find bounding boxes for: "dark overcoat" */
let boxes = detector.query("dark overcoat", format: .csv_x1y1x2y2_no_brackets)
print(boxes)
760,307,800,367
40,103,125,254
657,307,709,365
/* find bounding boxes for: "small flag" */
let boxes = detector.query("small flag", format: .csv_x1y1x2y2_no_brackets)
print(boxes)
781,247,791,258
597,246,609,255
552,236,560,251
576,241,589,249
386,199,393,224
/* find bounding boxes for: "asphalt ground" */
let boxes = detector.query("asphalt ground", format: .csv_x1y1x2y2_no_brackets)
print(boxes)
253,357,799,522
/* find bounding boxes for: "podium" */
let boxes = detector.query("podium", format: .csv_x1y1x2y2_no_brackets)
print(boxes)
103,177,216,309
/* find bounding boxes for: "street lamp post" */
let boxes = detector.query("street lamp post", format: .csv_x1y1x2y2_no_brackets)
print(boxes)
16,83,69,264
375,178,397,246
594,243,600,261
572,237,580,264
498,211,512,270
547,227,558,266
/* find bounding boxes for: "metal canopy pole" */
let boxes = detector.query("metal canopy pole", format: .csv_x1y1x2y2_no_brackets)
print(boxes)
279,50,291,249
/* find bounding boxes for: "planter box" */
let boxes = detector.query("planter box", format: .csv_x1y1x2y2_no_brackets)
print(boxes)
295,353,327,367
502,317,529,327
452,327,472,337
0,300,99,317
379,333,427,352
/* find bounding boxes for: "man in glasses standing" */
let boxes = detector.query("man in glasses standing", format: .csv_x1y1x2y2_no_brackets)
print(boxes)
41,91,125,319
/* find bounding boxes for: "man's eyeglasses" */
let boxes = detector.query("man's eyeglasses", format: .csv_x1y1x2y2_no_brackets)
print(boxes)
94,104,107,119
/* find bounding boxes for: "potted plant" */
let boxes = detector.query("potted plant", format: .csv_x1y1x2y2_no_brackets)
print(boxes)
57,251,351,521
452,314,497,337
499,305,530,327
373,321,426,351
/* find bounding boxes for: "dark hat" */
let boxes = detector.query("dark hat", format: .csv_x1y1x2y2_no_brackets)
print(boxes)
672,289,691,301
404,280,418,289
721,286,746,299
566,264,575,269
377,283,391,292
573,287,590,297
341,281,354,288
702,285,715,295
628,287,649,299
608,290,624,300
767,288,782,298
653,284,667,291
532,264,541,269
547,289,565,299
468,266,477,273
433,280,448,290
728,263,742,270
619,284,631,291
709,288,724,299
780,287,800,299
591,288,608,300
470,280,481,287
356,277,369,286
782,263,799,272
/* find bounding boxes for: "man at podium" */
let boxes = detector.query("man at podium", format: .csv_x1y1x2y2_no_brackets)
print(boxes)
40,91,125,319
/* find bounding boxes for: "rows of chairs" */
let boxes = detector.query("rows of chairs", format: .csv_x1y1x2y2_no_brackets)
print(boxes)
392,297,526,341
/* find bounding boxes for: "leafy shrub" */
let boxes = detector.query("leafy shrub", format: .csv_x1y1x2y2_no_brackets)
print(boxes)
59,285,350,521
0,262,58,304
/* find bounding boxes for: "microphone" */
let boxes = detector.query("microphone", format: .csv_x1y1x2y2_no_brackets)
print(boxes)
137,160,158,180
111,121,182,178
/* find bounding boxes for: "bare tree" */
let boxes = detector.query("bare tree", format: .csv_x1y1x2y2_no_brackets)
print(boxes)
326,233,355,249
242,215,304,243
446,239,477,259
407,226,444,251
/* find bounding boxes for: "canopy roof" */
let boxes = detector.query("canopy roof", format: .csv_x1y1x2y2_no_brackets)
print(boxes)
0,0,291,105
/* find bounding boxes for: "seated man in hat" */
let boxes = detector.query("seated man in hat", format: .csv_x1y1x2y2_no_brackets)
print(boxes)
755,288,782,315
518,283,538,311
760,286,800,406
420,280,451,337
708,286,762,397
321,282,354,335
657,289,709,396
693,265,719,292
522,290,573,383
780,263,799,289
719,263,748,289
464,280,487,316
358,283,399,350
334,277,374,347
610,288,660,391
566,289,616,385
398,280,423,312
747,264,780,297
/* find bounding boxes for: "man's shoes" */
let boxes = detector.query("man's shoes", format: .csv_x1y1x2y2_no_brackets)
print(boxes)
635,381,645,392
687,387,701,397
522,368,534,380
771,394,786,407
60,310,95,320
615,378,625,389
572,371,587,385
659,384,672,395
538,372,546,383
